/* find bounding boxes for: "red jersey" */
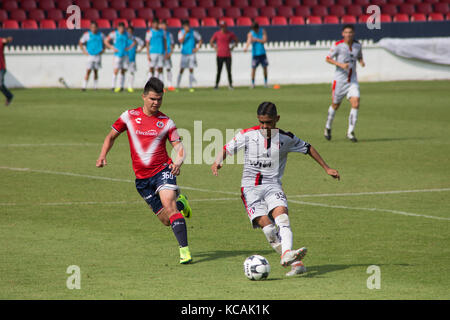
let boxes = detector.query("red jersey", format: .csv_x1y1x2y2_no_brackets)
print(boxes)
211,31,238,58
112,107,181,179
0,39,6,70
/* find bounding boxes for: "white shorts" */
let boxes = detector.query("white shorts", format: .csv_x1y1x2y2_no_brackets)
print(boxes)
149,53,164,68
113,55,128,70
180,54,197,69
240,184,288,228
126,61,137,73
332,80,360,104
86,54,101,70
163,57,172,69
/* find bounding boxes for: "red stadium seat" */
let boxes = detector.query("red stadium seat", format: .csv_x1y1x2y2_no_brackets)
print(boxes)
111,0,127,10
319,0,335,6
267,0,283,7
323,15,339,23
21,0,38,11
381,4,398,16
371,0,387,6
9,9,27,22
173,8,189,20
234,0,249,8
181,0,197,8
101,8,118,20
215,0,232,8
22,19,39,29
399,4,415,15
260,7,276,18
336,0,352,6
219,17,235,26
303,0,319,7
3,20,20,29
131,18,147,27
285,0,301,6
277,6,294,18
289,16,305,24
329,5,346,17
236,16,252,25
198,0,215,8
447,13,450,21
380,14,392,22
0,10,8,22
424,0,438,3
393,13,409,21
388,0,404,5
128,0,145,9
225,7,242,19
201,17,217,26
2,1,18,11
40,19,57,29
96,19,111,28
92,0,108,10
254,16,270,25
166,18,181,27
189,18,200,27
207,7,224,19
47,9,64,20
28,9,46,21
307,16,322,24
242,7,259,18
163,0,180,9
358,14,369,23
428,12,444,21
354,0,369,6
74,0,91,10
434,3,450,15
294,6,312,17
155,8,172,20
311,5,329,17
120,8,137,20
191,8,207,19
145,0,162,8
341,15,357,23
80,19,91,28
84,9,100,21
113,18,128,28
416,3,433,15
251,0,267,8
271,16,287,25
56,0,73,11
410,13,426,21
137,8,154,20
346,5,363,16
405,0,421,4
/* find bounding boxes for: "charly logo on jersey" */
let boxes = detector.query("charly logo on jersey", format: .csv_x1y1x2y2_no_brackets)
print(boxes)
136,129,158,136
135,117,142,124
156,121,164,128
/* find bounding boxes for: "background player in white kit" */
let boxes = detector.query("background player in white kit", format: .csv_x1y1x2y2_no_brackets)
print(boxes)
79,21,105,91
324,24,365,142
211,102,340,276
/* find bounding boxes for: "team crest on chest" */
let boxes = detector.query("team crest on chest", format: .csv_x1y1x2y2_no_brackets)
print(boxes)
156,121,165,128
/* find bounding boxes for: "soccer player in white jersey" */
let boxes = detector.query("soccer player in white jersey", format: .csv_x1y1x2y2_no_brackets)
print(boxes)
79,21,105,91
177,20,202,91
211,102,340,276
324,24,365,142
96,77,193,264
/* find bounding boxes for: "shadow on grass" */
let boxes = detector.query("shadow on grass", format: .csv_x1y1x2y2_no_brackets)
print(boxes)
301,263,410,278
192,249,275,264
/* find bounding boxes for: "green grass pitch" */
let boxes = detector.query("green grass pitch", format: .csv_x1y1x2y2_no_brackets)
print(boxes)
0,81,449,299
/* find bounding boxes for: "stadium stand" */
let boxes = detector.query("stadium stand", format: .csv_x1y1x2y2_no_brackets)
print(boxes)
0,0,448,29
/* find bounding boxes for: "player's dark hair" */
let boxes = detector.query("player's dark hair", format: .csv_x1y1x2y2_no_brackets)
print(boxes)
251,21,259,31
153,18,160,24
181,19,189,26
160,19,167,25
257,102,277,117
144,77,165,95
117,22,125,28
91,21,98,27
342,24,354,31
127,25,134,31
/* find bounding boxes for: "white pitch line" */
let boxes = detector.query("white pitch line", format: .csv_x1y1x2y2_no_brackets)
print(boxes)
0,143,99,147
290,188,450,198
287,199,450,221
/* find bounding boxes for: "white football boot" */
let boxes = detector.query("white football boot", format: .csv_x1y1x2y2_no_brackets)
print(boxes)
280,247,307,267
286,261,307,277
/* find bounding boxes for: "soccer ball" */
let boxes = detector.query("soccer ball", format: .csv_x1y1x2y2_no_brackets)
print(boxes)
243,255,270,280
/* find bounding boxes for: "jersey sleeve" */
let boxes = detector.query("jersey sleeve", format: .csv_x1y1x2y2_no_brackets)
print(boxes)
288,135,311,154
79,32,89,44
193,30,202,41
167,119,181,142
107,31,116,41
224,131,246,156
357,46,363,60
145,30,151,43
178,30,184,42
111,111,128,133
327,43,338,59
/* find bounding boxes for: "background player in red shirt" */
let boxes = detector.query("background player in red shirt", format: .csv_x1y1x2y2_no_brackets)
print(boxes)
209,21,238,90
96,77,193,264
0,36,14,106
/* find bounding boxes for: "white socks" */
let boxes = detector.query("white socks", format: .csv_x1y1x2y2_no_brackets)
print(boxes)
262,224,282,254
189,73,195,88
166,69,173,87
177,72,183,87
82,79,87,89
325,105,336,130
93,79,98,90
118,73,125,89
128,72,135,90
274,214,293,254
348,108,358,134
112,74,117,88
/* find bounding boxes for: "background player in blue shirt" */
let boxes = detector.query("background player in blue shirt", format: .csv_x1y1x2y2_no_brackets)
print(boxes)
176,20,202,91
244,22,269,89
125,26,145,93
79,22,105,91
145,19,167,82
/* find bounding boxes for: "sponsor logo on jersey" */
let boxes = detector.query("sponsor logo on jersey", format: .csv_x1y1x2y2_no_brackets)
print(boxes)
136,129,158,136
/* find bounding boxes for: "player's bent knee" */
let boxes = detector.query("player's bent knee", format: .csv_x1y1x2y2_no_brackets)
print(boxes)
274,213,290,227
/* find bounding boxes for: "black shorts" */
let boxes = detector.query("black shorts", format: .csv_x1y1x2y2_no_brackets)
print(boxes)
252,54,268,68
135,167,179,215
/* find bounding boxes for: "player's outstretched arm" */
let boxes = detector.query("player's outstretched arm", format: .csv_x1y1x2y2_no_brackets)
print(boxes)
96,129,121,168
169,140,186,176
307,145,340,180
243,32,252,52
211,148,227,176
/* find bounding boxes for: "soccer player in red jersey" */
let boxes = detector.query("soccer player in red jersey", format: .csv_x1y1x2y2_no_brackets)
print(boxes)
0,36,13,106
96,77,193,264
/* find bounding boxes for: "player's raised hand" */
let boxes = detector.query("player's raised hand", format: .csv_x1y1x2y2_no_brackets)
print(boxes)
211,163,222,176
169,163,181,176
96,157,107,168
326,168,340,180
